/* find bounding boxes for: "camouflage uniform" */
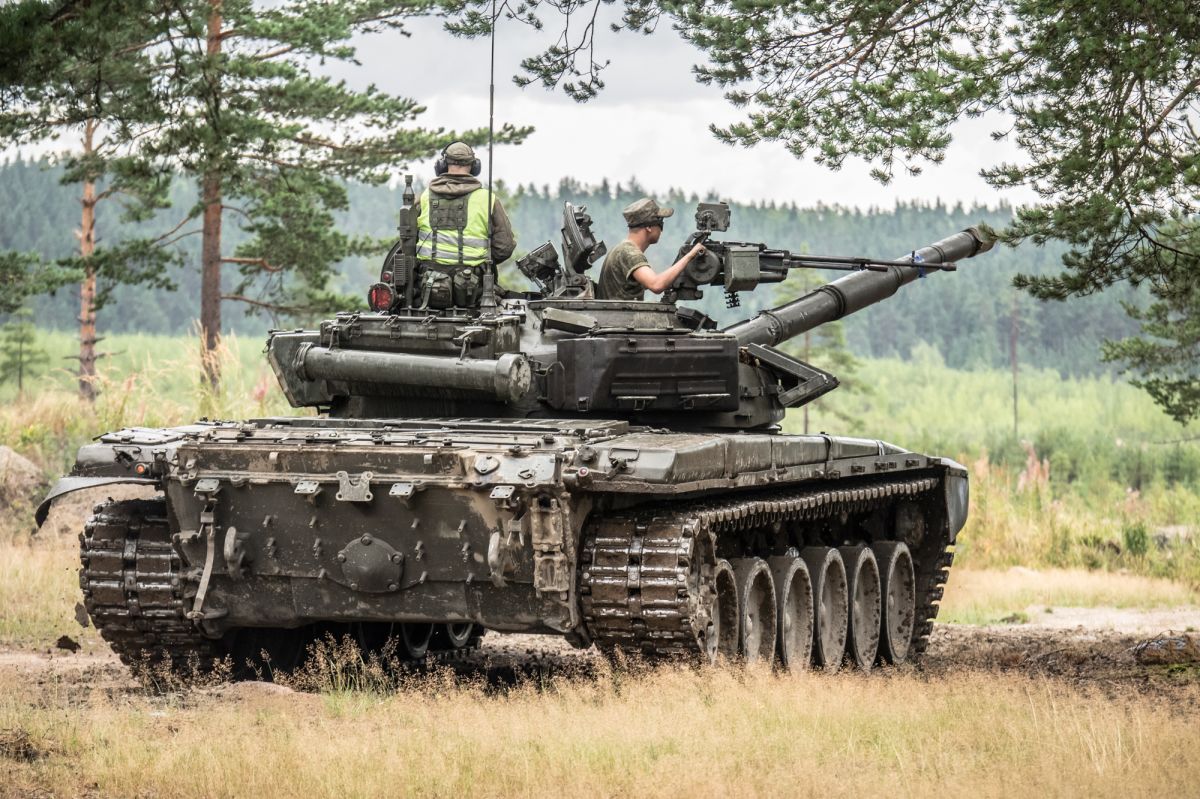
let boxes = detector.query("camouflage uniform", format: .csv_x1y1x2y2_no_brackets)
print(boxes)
596,198,675,302
597,241,652,302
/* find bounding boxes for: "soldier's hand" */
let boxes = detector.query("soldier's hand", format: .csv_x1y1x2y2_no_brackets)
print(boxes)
689,243,706,260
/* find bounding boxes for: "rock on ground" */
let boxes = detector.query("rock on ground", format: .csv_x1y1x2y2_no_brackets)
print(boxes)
1134,633,1200,665
0,445,43,515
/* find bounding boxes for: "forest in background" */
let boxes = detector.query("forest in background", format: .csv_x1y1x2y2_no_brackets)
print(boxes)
0,157,1142,375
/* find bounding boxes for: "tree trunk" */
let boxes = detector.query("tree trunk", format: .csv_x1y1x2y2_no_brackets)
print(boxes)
199,0,223,387
78,119,99,402
200,170,222,386
1010,292,1019,438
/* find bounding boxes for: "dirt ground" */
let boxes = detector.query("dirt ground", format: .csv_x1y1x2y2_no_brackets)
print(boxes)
4,607,1199,702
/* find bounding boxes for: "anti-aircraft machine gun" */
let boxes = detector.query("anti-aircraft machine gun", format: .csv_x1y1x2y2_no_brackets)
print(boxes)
42,188,993,679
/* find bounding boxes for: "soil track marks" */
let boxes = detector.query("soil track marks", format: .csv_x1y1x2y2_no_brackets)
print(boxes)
4,609,1199,700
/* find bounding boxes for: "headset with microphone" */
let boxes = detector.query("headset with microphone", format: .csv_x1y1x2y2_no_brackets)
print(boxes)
434,142,482,177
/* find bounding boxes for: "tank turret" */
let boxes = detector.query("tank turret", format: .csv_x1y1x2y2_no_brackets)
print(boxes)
267,198,993,431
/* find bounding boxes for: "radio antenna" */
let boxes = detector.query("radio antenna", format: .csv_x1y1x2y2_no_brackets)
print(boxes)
480,0,499,315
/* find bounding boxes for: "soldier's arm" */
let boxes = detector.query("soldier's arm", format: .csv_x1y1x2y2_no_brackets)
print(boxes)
632,243,705,294
488,199,516,264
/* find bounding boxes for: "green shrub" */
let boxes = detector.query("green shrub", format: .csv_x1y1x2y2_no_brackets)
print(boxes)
1122,522,1150,558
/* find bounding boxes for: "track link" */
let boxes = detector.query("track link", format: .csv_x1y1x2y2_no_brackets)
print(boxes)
579,476,950,659
582,514,716,657
80,499,221,672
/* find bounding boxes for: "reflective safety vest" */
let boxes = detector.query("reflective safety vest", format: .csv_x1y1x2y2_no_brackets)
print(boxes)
416,188,494,267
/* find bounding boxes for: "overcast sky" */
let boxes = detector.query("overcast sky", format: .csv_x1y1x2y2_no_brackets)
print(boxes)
355,11,1036,210
2,8,1037,211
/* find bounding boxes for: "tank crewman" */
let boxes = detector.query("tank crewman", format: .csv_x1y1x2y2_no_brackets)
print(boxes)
415,141,516,309
596,197,706,302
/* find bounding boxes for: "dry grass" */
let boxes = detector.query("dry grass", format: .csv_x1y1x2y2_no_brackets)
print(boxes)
0,331,298,483
939,567,1200,625
954,455,1200,588
3,482,1199,797
0,539,98,650
1,662,1197,799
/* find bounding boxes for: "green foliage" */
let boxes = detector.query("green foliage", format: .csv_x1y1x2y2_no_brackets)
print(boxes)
0,0,179,308
448,0,1200,421
774,270,867,432
1,0,532,339
1122,522,1150,559
945,455,1200,590
794,349,1200,492
0,161,1151,376
0,329,296,475
127,0,530,324
1099,223,1200,424
0,251,73,314
0,308,48,393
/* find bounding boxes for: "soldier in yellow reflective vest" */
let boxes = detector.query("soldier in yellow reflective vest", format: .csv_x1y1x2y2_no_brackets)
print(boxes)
415,142,516,309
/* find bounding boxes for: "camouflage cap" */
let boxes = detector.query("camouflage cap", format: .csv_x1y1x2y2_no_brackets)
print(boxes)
623,197,675,228
444,142,476,164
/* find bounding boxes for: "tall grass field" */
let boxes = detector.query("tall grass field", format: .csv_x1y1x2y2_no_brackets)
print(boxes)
2,331,1199,798
3,662,1197,799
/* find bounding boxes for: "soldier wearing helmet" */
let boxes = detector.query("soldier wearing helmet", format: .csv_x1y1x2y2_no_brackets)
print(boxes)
415,141,516,309
596,197,706,302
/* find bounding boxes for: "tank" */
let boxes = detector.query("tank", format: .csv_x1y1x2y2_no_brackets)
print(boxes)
37,182,993,674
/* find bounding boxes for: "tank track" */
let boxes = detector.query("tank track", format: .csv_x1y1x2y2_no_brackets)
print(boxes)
81,498,484,677
579,475,951,659
80,498,221,672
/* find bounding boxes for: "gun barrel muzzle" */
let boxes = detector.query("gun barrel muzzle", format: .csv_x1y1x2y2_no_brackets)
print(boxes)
723,227,994,347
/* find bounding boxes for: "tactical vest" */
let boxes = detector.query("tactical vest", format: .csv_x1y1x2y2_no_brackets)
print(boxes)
416,188,493,267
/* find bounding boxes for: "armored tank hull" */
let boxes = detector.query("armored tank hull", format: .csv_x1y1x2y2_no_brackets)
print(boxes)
40,203,990,674
46,416,965,672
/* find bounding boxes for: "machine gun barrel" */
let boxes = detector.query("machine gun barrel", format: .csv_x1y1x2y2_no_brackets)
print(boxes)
722,227,994,347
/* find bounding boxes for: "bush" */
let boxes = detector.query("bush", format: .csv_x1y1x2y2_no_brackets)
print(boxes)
1122,522,1149,558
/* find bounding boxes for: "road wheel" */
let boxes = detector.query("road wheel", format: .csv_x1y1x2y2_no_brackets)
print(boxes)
400,623,434,659
839,546,882,671
767,556,813,671
800,547,848,671
731,558,777,664
872,541,916,665
707,559,740,663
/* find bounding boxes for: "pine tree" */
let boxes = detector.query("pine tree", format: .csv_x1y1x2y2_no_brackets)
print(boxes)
450,0,1200,421
138,0,529,386
0,251,68,314
0,0,178,401
4,0,531,389
0,308,49,396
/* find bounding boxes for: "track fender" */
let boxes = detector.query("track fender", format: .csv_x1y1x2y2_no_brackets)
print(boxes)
941,463,969,541
35,476,158,527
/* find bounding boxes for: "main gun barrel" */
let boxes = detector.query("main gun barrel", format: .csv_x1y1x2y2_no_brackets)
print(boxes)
722,227,994,347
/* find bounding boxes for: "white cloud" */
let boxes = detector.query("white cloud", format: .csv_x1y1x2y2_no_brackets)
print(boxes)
367,15,1035,209
412,92,1033,209
5,11,1037,210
